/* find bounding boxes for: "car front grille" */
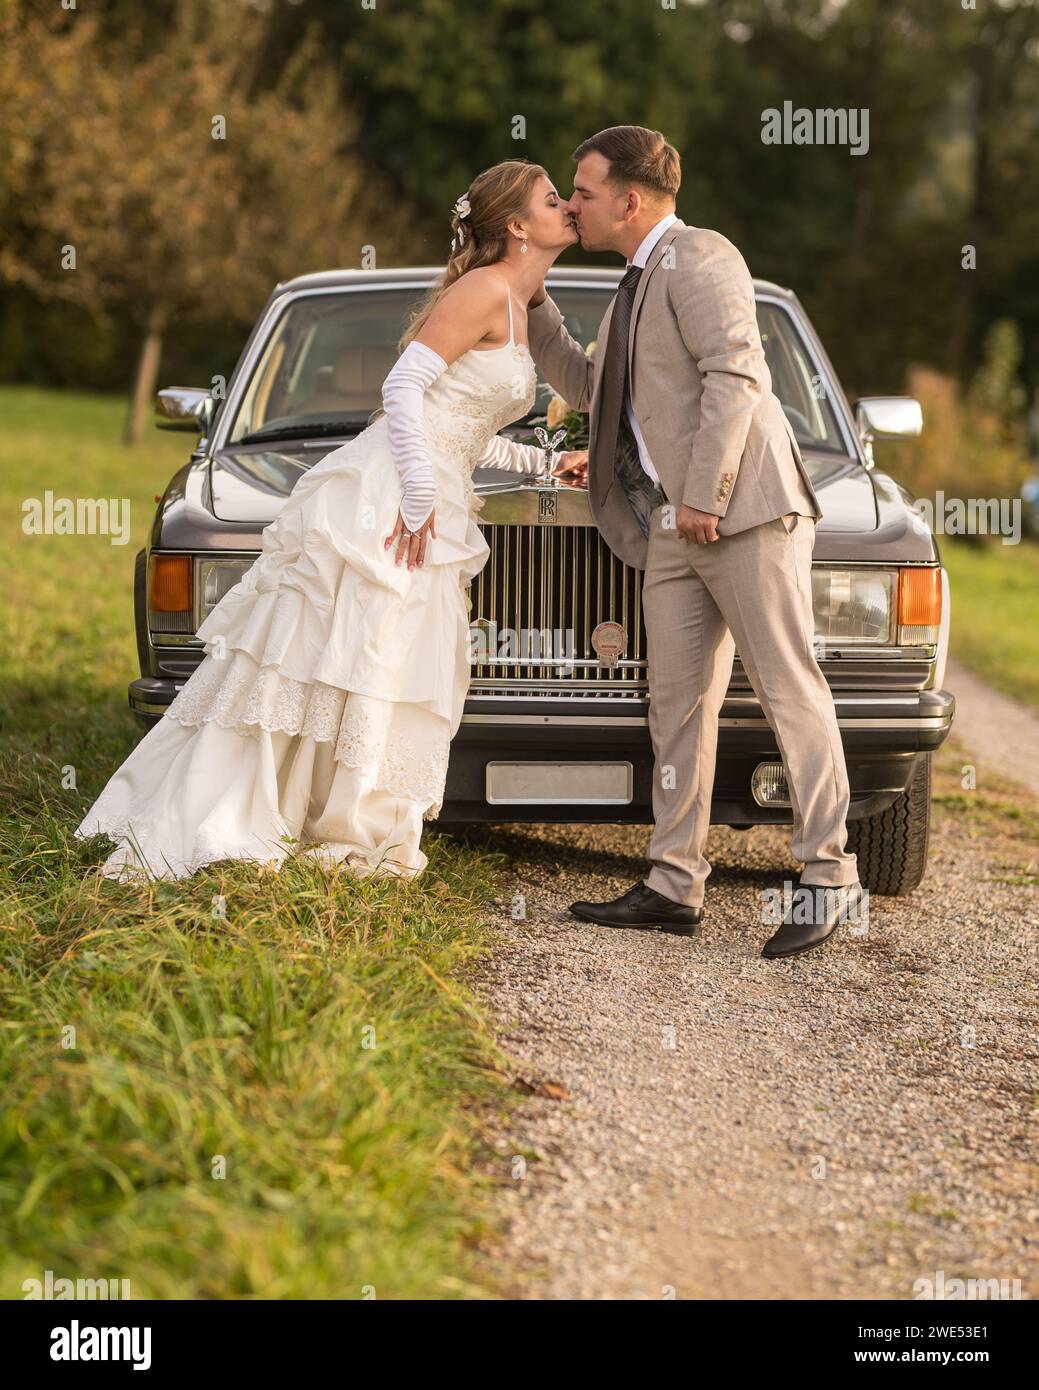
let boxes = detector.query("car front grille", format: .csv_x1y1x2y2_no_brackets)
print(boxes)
469,522,647,696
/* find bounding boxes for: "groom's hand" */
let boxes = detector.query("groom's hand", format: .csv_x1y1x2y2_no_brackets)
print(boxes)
551,449,588,486
677,504,721,544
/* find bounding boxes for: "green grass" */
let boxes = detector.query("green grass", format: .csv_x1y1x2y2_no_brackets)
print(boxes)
0,386,511,1298
941,535,1039,707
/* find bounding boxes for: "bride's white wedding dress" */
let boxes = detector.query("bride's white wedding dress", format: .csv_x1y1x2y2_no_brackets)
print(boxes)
74,295,546,883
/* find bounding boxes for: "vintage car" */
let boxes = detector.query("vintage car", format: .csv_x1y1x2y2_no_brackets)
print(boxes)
137,266,954,895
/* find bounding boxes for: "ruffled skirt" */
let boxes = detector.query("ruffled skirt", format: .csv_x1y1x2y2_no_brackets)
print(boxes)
74,417,489,883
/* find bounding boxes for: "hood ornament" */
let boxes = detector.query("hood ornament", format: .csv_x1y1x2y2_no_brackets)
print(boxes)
534,425,567,488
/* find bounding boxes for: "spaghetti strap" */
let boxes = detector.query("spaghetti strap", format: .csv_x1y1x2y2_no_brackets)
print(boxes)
505,288,515,347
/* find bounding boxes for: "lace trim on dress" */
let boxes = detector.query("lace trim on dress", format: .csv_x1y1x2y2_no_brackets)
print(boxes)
163,654,450,814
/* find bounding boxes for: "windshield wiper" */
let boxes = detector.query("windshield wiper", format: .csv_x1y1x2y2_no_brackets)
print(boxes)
237,421,368,445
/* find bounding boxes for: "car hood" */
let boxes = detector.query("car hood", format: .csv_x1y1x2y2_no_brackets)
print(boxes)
210,443,871,521
208,443,934,563
209,445,315,523
798,455,878,530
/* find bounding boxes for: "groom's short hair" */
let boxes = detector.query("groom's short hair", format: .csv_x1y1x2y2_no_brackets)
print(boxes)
572,126,680,203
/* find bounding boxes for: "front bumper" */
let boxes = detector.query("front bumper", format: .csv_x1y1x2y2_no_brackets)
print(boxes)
437,689,955,824
130,672,954,826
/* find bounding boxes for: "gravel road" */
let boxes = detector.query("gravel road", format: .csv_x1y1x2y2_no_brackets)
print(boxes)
471,718,1039,1300
944,657,1039,800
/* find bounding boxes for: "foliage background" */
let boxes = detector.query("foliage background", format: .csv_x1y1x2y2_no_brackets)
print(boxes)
2,0,1037,435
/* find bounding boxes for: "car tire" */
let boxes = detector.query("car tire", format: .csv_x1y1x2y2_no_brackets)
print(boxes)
845,752,931,896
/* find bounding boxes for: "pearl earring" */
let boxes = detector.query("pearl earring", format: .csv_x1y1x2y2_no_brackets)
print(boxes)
520,238,528,254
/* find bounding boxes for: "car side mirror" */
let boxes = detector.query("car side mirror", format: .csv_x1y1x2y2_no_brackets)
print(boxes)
156,387,215,433
854,396,923,441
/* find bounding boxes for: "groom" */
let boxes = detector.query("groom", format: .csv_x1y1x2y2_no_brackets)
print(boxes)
525,126,861,959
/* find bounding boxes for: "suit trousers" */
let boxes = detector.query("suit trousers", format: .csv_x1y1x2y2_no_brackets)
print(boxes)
641,504,859,907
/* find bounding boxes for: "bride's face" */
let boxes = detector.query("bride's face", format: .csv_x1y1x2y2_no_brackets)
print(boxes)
521,177,580,253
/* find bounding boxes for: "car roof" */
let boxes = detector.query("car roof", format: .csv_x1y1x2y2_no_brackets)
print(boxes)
272,265,795,299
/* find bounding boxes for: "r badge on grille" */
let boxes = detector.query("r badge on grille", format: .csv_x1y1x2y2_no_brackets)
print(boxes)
537,490,558,523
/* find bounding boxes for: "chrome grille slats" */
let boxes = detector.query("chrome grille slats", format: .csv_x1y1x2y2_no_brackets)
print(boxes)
470,521,647,696
502,523,511,679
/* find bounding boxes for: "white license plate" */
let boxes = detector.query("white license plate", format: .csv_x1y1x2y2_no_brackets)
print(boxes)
486,761,633,805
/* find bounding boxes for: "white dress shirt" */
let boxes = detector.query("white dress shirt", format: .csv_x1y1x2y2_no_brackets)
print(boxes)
624,210,678,485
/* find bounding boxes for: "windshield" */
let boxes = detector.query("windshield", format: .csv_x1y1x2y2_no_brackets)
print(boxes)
226,286,846,455
757,302,845,454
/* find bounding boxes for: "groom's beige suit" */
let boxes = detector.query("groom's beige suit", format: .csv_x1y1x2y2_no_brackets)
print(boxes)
527,215,859,905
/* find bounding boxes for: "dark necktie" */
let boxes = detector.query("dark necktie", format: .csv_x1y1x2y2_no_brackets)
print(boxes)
594,263,642,503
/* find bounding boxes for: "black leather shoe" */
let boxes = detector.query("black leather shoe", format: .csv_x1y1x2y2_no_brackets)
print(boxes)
761,882,863,959
570,880,703,934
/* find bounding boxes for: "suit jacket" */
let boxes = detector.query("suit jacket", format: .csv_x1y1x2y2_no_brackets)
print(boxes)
527,218,822,570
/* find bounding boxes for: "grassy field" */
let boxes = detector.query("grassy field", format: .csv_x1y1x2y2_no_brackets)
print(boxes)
2,383,1034,1299
0,386,511,1298
940,534,1039,708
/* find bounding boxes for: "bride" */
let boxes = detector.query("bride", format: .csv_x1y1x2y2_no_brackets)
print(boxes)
75,159,588,883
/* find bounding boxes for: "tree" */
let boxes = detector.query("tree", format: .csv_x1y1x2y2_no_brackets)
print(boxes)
3,0,407,442
256,0,715,263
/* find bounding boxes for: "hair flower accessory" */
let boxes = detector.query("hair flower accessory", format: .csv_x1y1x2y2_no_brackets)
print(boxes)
451,194,472,252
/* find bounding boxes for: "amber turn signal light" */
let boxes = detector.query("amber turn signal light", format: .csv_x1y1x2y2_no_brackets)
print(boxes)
149,554,192,613
897,567,941,627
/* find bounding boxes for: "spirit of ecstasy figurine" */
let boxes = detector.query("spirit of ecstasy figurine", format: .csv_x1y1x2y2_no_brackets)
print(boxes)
534,425,568,482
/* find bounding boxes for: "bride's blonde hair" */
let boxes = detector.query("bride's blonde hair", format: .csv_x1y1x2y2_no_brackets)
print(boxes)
364,160,547,427
397,158,548,353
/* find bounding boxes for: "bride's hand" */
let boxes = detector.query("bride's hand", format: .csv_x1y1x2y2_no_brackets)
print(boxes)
384,508,436,570
551,449,589,487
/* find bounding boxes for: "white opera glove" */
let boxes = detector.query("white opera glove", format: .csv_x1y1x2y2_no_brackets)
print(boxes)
475,432,560,475
380,339,449,532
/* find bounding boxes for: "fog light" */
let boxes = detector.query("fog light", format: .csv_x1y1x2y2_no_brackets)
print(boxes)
751,761,791,808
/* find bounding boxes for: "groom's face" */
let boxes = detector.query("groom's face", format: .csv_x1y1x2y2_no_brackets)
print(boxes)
566,153,628,254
